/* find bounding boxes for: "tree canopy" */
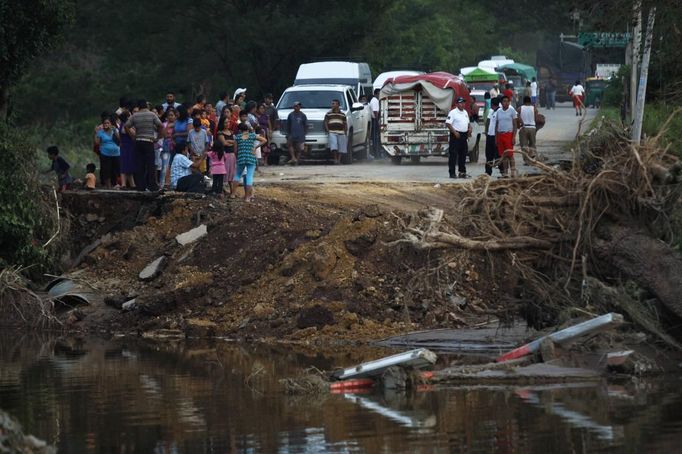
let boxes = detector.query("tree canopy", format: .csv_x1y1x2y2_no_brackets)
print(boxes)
0,0,74,119
6,0,679,126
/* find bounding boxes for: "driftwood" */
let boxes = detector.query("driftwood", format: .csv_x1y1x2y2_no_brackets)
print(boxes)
388,116,682,343
594,225,682,320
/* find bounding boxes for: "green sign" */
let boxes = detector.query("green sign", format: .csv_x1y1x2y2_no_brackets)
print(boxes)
578,32,631,48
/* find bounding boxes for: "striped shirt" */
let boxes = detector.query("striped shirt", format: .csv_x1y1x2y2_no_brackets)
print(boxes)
324,110,347,135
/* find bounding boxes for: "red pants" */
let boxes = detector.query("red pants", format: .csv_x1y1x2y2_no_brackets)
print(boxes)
496,132,514,158
572,95,584,108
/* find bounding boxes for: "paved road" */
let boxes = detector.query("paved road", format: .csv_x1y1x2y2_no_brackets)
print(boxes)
257,103,597,185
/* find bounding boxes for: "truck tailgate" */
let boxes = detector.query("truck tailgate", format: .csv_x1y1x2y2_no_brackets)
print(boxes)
380,90,449,156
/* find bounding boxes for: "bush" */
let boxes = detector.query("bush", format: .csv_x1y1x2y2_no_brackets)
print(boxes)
0,123,57,272
602,65,628,108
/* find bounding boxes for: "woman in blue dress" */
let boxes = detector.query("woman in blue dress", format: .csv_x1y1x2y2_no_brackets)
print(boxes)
231,123,266,202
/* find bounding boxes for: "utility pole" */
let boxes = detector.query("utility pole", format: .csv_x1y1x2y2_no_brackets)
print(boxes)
632,7,656,143
629,1,642,124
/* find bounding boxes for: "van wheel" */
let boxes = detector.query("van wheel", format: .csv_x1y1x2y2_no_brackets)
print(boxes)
342,131,354,165
469,141,480,163
391,156,402,165
410,156,421,164
357,131,370,161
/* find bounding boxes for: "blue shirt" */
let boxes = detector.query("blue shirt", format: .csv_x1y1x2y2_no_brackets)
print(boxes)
170,154,193,188
96,129,120,157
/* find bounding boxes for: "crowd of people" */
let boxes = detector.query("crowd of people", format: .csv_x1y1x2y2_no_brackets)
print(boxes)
43,79,582,191
46,89,279,201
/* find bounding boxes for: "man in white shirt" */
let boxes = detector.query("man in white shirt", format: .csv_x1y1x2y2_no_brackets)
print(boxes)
369,88,381,158
484,97,501,176
495,96,518,178
569,80,585,116
518,96,538,163
161,92,181,113
530,77,538,105
445,96,473,178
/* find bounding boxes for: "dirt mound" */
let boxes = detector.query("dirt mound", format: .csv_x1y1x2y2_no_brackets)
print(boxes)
68,185,491,342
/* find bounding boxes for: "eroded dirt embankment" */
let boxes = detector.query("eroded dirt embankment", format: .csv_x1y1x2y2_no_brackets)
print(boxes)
62,184,499,343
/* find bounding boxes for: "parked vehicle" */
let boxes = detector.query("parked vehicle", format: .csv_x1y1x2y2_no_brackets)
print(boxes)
294,61,373,99
269,84,371,164
464,67,500,117
373,70,425,91
379,73,482,165
595,64,621,79
585,77,608,107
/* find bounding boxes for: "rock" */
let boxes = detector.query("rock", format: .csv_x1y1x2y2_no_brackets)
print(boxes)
176,224,208,246
305,229,322,239
139,256,168,281
104,295,127,310
344,232,377,257
280,253,305,276
362,204,382,218
539,338,558,362
310,244,338,281
253,303,275,319
184,318,218,337
296,304,336,329
121,299,137,311
381,366,409,390
85,213,99,222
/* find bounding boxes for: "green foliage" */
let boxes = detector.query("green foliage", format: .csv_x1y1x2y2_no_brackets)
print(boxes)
0,0,75,118
602,65,628,108
0,124,56,271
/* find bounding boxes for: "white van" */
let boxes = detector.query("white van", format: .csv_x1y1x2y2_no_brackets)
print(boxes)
373,70,425,91
294,61,373,99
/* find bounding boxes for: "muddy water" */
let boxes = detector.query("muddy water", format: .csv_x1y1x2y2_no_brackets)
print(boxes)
1,334,681,453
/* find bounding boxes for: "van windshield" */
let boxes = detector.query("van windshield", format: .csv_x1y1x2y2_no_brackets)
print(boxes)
278,91,348,110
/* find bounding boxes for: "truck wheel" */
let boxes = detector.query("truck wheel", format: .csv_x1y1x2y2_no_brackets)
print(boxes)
410,156,421,164
356,130,370,161
342,131,354,165
469,141,480,163
391,156,402,165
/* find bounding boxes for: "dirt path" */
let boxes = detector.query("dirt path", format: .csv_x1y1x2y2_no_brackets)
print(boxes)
257,102,597,185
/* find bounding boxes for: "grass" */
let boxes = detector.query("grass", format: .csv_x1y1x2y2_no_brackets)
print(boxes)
595,103,682,158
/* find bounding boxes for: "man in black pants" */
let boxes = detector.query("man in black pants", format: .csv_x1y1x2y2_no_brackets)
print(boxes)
125,99,162,191
484,97,501,176
445,97,473,178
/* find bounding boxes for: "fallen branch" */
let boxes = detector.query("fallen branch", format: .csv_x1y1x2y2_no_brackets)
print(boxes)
426,231,553,251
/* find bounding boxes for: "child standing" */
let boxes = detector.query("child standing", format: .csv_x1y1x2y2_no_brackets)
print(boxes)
206,141,227,197
46,146,73,192
84,163,97,190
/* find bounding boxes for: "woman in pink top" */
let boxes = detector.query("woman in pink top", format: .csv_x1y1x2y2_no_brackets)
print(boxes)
207,140,228,196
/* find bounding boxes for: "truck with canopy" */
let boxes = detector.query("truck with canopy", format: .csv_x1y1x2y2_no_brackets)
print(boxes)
379,72,481,164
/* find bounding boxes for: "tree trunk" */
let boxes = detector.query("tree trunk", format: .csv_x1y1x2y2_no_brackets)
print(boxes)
594,224,682,320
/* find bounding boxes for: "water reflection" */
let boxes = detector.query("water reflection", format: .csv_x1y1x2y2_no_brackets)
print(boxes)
0,333,681,453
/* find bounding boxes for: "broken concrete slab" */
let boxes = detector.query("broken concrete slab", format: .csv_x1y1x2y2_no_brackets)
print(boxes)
139,256,167,281
432,362,601,384
175,224,207,246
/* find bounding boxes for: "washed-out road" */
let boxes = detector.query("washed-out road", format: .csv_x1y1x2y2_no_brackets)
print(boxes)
256,102,598,185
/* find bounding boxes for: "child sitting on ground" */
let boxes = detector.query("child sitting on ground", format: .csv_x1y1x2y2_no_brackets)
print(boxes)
46,146,73,192
84,163,97,190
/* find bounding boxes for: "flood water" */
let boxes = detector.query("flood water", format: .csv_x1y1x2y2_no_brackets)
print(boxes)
1,333,682,453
